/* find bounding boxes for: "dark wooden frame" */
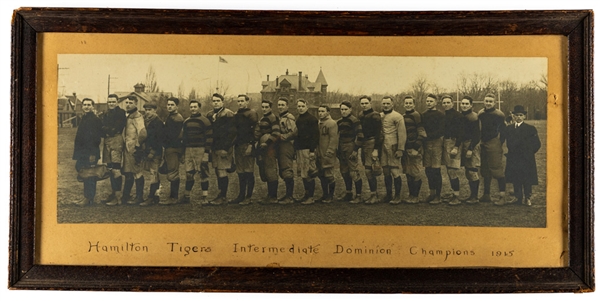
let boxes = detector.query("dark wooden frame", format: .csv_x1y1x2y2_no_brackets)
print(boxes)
10,8,594,293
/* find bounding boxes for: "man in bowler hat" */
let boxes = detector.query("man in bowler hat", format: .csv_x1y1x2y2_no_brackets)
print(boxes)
504,105,541,206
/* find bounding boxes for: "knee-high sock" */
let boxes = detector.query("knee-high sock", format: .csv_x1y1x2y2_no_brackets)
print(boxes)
328,180,336,198
394,176,402,197
483,177,492,195
367,176,377,192
355,179,363,195
267,181,278,198
170,179,180,199
219,177,229,197
245,173,255,198
200,180,209,191
384,175,393,196
469,180,480,199
406,174,415,196
110,175,122,192
342,173,352,192
425,168,435,190
284,178,294,198
434,168,442,196
450,178,460,192
123,176,134,198
185,179,195,194
304,178,316,197
83,178,97,200
498,177,506,192
135,177,145,200
237,173,247,198
149,182,159,198
319,176,329,198
414,179,422,197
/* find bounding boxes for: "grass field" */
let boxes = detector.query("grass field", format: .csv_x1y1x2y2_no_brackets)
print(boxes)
57,120,547,227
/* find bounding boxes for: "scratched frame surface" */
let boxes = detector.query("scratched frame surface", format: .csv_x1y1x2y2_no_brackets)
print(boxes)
10,8,594,293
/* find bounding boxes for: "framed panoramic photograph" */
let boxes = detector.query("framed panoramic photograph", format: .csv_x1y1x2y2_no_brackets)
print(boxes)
9,8,593,293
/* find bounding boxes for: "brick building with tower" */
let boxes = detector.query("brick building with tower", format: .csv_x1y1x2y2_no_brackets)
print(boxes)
260,69,328,105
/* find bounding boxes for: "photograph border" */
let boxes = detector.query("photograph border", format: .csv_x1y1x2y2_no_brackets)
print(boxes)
10,8,594,293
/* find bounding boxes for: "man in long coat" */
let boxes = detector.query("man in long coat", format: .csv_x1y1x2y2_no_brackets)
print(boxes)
72,98,103,206
504,105,541,206
121,95,147,205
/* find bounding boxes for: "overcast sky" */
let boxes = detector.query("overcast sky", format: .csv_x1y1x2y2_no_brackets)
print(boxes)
58,54,546,102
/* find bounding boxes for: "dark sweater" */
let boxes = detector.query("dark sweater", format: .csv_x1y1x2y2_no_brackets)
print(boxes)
478,107,506,142
359,108,382,149
443,108,465,147
101,106,126,137
207,108,236,151
421,108,445,140
403,109,425,151
163,111,184,149
294,112,319,151
144,113,164,157
234,108,259,145
461,109,481,150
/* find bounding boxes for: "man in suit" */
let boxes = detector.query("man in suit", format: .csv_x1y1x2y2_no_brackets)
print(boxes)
504,105,541,206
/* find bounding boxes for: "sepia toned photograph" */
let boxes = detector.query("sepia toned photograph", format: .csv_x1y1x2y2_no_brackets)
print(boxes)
10,8,593,294
57,54,548,227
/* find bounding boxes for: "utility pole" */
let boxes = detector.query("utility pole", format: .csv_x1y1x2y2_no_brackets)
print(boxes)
456,87,460,110
108,74,118,96
57,64,69,96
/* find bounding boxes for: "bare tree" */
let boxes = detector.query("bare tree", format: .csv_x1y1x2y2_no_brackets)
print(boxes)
144,65,160,93
177,81,186,99
538,74,548,90
410,74,430,102
429,83,447,99
188,88,197,101
216,81,230,97
457,72,498,101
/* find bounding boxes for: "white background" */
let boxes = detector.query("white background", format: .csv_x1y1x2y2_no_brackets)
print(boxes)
1,1,597,301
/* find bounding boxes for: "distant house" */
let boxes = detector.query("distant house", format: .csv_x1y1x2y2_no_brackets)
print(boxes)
58,93,80,127
114,83,173,111
260,69,328,105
